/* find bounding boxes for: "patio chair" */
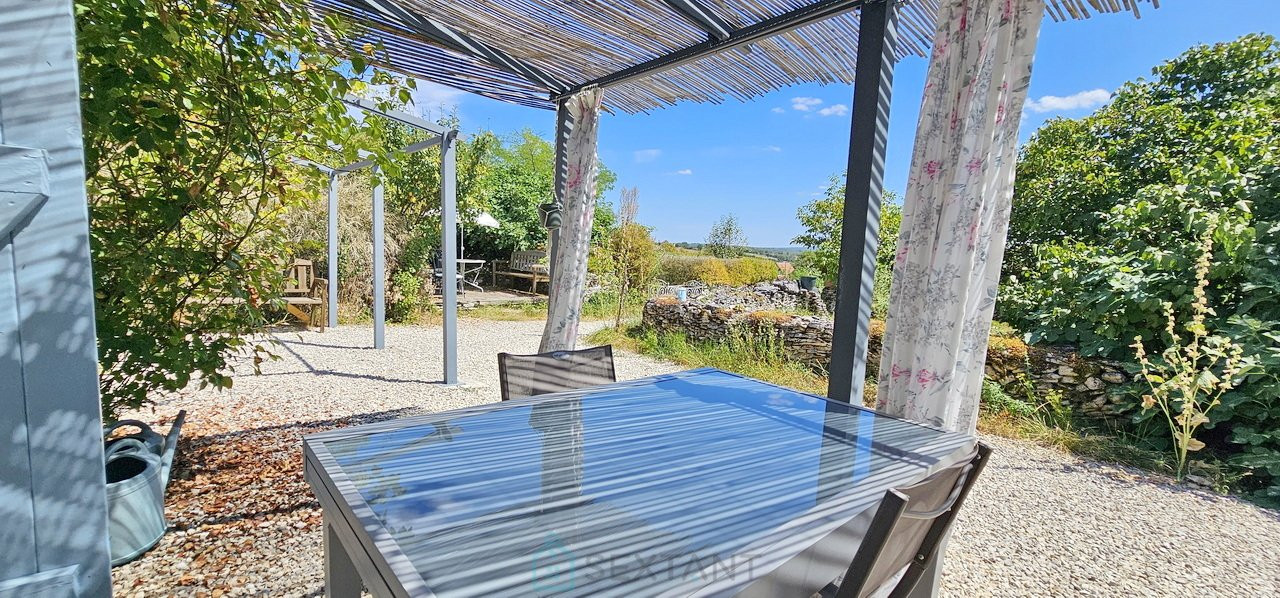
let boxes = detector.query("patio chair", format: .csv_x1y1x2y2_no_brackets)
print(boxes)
821,442,992,598
497,345,617,401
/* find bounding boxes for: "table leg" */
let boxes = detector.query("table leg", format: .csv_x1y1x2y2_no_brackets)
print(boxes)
325,520,362,598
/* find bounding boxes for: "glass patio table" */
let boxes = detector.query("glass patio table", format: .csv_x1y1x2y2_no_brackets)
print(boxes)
304,368,976,597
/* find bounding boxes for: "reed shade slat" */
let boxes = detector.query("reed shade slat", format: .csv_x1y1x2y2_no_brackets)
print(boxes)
308,0,1159,114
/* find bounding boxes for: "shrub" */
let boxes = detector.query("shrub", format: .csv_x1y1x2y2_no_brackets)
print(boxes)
695,259,732,285
388,270,425,322
656,254,777,286
1000,34,1280,503
78,0,412,419
980,379,1037,419
655,255,702,284
725,257,779,285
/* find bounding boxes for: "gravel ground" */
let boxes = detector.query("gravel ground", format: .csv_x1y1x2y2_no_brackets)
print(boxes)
113,320,1280,597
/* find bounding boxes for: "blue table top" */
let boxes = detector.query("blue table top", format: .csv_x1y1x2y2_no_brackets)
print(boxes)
304,368,973,597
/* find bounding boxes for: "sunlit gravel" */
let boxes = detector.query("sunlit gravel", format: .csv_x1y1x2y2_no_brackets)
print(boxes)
112,320,1280,597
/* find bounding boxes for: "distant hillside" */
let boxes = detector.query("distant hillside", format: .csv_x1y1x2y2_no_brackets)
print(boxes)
665,242,805,261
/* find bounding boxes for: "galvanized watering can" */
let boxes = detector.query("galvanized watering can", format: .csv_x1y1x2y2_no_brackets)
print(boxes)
103,411,185,566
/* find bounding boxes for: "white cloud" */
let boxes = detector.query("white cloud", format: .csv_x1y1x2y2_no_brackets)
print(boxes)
670,168,693,175
633,148,662,163
758,145,782,152
771,107,786,114
790,97,824,111
817,104,848,117
409,81,465,112
1024,88,1111,114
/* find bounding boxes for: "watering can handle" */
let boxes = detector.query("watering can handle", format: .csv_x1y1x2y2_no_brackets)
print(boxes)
104,437,150,462
104,419,155,438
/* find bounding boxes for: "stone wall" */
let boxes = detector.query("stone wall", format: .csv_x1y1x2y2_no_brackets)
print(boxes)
642,296,1134,418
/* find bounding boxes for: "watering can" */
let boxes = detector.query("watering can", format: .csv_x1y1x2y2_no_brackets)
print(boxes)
103,411,185,566
104,438,166,566
104,419,165,456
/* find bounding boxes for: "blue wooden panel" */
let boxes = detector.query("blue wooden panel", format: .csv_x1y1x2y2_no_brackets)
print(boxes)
0,237,37,582
0,0,110,595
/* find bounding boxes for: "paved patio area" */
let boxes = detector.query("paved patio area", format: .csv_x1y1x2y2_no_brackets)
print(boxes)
112,321,1280,597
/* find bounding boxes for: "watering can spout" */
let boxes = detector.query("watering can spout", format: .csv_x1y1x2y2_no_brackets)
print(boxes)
160,410,185,488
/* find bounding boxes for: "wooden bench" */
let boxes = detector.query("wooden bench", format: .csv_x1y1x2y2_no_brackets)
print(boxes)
491,249,550,294
283,259,327,330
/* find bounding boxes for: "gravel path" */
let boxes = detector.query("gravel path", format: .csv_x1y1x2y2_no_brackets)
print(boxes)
113,320,1280,597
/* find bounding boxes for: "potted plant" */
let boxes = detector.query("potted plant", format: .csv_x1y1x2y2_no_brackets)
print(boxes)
795,268,819,291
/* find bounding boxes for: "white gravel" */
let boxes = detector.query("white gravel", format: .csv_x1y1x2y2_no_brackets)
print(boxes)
114,320,1280,597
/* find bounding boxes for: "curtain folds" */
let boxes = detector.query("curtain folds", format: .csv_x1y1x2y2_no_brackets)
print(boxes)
541,88,604,352
876,0,1045,433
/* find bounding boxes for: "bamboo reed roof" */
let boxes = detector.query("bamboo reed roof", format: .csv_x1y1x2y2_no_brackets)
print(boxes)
309,0,1159,114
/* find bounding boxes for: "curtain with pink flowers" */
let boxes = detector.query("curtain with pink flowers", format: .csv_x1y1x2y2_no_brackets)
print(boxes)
541,88,603,352
876,0,1045,433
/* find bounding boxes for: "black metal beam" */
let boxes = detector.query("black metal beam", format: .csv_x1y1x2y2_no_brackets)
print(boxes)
355,0,569,93
663,0,734,41
828,0,897,403
555,0,866,98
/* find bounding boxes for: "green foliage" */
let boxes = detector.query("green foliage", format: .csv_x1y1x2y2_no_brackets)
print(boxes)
980,379,1037,419
704,214,748,258
725,257,780,285
595,188,659,326
78,0,409,418
1001,34,1280,502
601,224,658,289
463,130,617,262
655,255,777,286
586,326,827,396
792,175,900,317
387,270,426,323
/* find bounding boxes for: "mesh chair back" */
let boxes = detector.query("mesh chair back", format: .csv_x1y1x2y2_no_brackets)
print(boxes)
497,345,617,401
834,442,991,598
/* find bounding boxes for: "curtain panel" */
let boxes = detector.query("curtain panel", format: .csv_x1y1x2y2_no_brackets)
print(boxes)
877,0,1045,433
541,88,604,352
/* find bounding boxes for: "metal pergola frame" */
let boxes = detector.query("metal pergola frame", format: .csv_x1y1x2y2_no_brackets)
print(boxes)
295,96,460,385
547,0,892,402
349,0,893,401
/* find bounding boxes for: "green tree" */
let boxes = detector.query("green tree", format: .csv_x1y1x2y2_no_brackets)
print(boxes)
463,130,616,261
1000,34,1280,503
792,176,901,316
705,214,747,258
599,188,658,327
792,176,901,284
78,0,410,418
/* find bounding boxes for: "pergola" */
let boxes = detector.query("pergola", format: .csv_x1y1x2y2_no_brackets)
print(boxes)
307,0,1155,402
294,96,461,385
0,0,1157,594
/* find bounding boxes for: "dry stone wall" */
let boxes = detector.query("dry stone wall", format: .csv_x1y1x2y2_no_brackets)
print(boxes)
642,296,1135,418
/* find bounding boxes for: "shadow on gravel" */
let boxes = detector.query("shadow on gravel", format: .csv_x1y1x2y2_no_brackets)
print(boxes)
265,335,454,386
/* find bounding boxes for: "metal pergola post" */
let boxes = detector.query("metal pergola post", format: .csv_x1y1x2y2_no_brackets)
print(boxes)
548,97,572,288
327,172,339,328
440,131,459,384
828,0,898,403
372,168,387,349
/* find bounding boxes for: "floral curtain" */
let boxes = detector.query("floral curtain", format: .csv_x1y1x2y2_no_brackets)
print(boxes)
541,88,603,352
876,0,1045,433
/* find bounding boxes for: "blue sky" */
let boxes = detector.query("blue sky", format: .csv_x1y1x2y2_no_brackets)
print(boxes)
405,1,1280,247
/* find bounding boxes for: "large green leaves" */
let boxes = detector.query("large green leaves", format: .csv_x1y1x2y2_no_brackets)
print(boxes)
78,0,409,418
1000,34,1280,503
